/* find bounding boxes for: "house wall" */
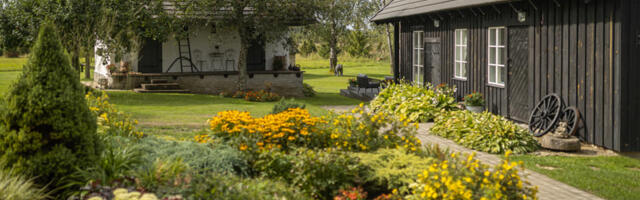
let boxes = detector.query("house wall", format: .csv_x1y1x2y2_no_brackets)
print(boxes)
620,1,640,152
161,27,291,73
394,0,633,151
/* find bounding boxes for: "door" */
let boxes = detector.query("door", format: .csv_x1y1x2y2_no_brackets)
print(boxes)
246,39,266,71
424,38,441,85
508,26,530,121
138,38,163,73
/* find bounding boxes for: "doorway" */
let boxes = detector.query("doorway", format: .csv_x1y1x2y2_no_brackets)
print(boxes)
138,38,163,73
424,37,441,85
507,26,530,122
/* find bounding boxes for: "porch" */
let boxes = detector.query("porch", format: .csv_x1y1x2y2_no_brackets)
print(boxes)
94,70,305,97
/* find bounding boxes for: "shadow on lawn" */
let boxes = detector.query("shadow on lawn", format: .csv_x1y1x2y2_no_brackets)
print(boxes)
303,72,392,80
106,92,260,107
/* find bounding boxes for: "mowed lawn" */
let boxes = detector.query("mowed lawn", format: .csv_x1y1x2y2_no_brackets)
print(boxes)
0,55,389,128
511,155,640,200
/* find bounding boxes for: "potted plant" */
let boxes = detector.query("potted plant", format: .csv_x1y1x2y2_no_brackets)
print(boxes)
106,64,117,74
464,92,485,113
348,78,357,87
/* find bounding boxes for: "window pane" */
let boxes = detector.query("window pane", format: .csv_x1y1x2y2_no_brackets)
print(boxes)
454,63,459,76
497,66,504,84
462,47,468,61
462,63,467,77
497,47,504,65
489,66,496,83
489,29,496,46
489,47,496,64
497,28,505,46
462,30,468,45
455,30,460,45
413,32,417,46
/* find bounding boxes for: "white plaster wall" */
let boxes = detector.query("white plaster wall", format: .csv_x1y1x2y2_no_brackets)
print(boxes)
162,27,290,72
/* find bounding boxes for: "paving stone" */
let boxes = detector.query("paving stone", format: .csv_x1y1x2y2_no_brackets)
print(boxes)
417,123,603,200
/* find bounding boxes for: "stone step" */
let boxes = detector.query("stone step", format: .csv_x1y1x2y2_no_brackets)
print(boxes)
133,88,190,94
141,83,181,90
150,79,170,84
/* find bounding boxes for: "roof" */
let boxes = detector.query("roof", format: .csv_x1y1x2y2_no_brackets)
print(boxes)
371,0,511,23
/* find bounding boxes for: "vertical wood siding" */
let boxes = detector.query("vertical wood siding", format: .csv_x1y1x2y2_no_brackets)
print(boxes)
393,0,633,151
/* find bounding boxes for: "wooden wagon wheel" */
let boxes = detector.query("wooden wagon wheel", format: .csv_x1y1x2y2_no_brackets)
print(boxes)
563,106,580,136
529,94,564,137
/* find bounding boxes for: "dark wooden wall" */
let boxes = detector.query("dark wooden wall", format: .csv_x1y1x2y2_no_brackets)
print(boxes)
393,0,637,151
620,1,640,152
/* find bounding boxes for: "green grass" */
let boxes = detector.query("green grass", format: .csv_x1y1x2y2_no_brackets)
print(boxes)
297,55,392,94
511,155,640,200
0,57,27,72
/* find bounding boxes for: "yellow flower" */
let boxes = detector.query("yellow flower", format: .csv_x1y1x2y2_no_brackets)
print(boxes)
287,136,296,141
239,144,248,151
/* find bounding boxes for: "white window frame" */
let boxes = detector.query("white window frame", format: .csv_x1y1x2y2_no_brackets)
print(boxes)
454,29,468,80
488,27,506,87
412,31,424,85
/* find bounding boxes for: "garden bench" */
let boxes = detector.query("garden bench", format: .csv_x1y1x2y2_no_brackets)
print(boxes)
356,74,381,93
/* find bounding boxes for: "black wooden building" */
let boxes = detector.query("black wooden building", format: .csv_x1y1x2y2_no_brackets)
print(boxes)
372,0,640,152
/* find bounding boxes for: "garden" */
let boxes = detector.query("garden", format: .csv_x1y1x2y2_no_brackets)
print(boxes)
0,23,545,200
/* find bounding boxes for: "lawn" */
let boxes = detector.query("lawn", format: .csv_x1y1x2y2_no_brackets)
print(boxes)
511,155,640,200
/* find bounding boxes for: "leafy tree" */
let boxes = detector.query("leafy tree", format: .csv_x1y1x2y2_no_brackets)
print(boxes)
0,22,102,193
298,39,317,57
183,0,315,90
307,0,357,73
345,29,371,58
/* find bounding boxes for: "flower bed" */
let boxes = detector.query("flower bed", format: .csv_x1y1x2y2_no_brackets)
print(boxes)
86,92,144,138
221,90,280,102
430,110,539,154
370,83,457,122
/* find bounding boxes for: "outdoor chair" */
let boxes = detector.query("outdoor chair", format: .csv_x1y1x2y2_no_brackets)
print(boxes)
356,74,381,94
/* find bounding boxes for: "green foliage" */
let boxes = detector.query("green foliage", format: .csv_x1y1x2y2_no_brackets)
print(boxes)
298,39,317,56
187,173,310,200
303,82,317,97
0,160,49,200
317,43,333,59
133,158,190,195
464,92,485,107
86,92,144,138
0,23,101,191
254,148,367,199
345,30,371,58
355,148,435,195
430,110,539,154
271,98,306,114
135,137,249,176
370,83,457,122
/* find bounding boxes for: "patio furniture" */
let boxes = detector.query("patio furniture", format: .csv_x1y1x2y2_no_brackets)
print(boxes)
193,50,207,71
356,74,381,94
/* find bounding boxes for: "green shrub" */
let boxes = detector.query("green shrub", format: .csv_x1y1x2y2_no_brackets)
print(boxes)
0,160,49,200
370,83,457,122
302,83,317,97
86,92,144,139
405,152,538,200
299,39,316,56
355,148,435,195
254,148,368,199
187,173,310,200
135,137,249,176
0,22,101,191
430,110,539,154
271,98,306,114
133,158,190,196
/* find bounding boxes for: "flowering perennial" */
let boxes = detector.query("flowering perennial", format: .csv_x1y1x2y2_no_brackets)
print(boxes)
86,92,144,138
406,152,538,200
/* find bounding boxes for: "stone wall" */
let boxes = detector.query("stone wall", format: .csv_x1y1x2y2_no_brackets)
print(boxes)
100,72,305,97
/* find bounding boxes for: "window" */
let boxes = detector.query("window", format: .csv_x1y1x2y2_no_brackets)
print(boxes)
454,29,468,79
488,27,506,86
413,31,424,85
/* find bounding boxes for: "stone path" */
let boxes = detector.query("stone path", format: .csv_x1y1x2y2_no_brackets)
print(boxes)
416,123,604,200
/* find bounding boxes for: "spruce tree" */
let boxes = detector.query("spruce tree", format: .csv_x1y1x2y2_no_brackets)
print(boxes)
0,22,101,190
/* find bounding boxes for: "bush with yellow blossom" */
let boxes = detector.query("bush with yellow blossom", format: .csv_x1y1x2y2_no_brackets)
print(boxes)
405,151,537,200
86,92,144,139
206,108,324,153
370,83,457,123
323,103,423,152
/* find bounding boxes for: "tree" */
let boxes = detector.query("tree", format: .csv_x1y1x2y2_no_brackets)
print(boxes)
184,0,316,90
345,29,371,58
307,0,357,73
0,22,102,193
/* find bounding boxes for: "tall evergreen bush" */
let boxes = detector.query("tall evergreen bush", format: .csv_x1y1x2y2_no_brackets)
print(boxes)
0,22,101,191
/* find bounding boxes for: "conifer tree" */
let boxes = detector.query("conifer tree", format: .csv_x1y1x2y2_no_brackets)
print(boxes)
0,22,101,191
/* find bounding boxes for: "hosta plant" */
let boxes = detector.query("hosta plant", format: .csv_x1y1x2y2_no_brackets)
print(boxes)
370,83,457,122
430,110,539,154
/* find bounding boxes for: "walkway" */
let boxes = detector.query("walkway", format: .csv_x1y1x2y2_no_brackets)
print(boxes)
416,123,603,200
